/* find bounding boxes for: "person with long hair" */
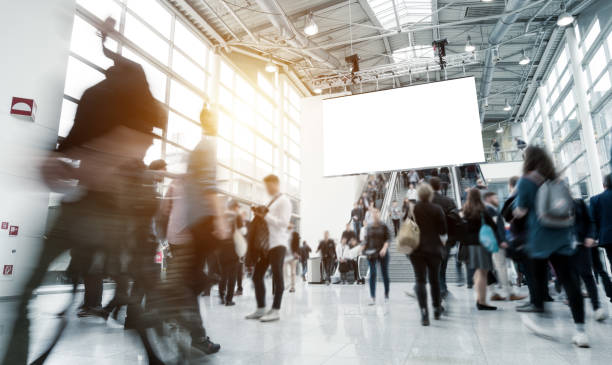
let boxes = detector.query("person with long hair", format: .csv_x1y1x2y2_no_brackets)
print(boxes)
462,188,500,310
514,146,588,347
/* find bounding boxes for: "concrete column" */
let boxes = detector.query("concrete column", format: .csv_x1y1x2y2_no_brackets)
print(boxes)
537,86,555,156
566,26,604,195
0,0,76,296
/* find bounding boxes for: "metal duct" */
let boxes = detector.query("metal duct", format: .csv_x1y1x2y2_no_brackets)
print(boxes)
479,0,531,123
254,0,342,70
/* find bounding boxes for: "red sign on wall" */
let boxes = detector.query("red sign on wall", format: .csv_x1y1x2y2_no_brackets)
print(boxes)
3,265,13,276
10,97,36,121
8,226,18,236
1,222,7,230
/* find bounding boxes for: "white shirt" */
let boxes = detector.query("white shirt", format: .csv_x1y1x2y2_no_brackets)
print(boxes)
406,188,418,201
265,193,292,249
336,244,359,260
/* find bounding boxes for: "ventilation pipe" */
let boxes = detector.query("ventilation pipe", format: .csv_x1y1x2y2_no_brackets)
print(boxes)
479,0,531,123
254,0,343,70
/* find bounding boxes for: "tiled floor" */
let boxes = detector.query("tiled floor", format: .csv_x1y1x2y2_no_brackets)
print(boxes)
1,280,612,364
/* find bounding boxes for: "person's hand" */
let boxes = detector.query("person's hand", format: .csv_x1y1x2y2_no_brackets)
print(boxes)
500,241,509,249
380,247,388,257
584,238,596,248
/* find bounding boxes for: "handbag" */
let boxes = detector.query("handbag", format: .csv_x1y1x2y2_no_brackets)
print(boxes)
397,212,420,255
479,213,499,253
233,228,247,258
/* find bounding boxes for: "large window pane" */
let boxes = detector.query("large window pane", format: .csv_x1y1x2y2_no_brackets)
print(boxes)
59,99,77,138
124,13,169,64
165,143,188,174
583,19,600,51
218,112,233,140
144,138,163,166
258,72,275,97
236,76,255,105
220,61,234,87
588,47,607,83
174,21,208,68
64,56,105,99
76,0,122,25
217,138,231,165
234,123,254,153
169,79,204,121
219,86,233,110
256,137,273,164
172,49,205,91
234,148,254,176
167,111,201,150
127,0,172,38
70,16,117,69
122,48,167,101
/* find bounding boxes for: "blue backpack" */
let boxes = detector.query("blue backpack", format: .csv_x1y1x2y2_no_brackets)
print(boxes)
479,214,499,253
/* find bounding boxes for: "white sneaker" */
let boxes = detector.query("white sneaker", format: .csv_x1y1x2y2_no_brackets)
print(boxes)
594,308,607,322
572,332,590,348
521,314,556,341
260,309,280,322
245,308,266,320
368,297,376,306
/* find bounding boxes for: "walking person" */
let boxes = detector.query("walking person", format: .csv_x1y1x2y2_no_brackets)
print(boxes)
362,207,391,305
390,200,402,236
317,231,337,285
439,167,451,197
218,200,244,306
513,146,588,347
590,173,612,303
246,174,292,322
406,183,418,203
285,226,300,293
299,241,311,281
491,138,501,161
351,202,365,240
462,188,500,310
408,184,448,326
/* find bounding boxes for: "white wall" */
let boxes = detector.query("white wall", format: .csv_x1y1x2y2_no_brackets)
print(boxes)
0,0,75,296
300,96,366,249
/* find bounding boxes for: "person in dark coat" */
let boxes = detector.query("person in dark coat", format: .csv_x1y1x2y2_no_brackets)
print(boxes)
317,231,337,284
409,183,448,326
589,173,612,302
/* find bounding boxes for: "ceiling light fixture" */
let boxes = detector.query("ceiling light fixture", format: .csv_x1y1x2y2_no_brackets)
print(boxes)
519,49,530,65
481,0,494,2
504,99,512,111
496,124,504,134
465,35,475,52
556,3,574,27
265,56,278,73
304,12,318,36
314,86,322,94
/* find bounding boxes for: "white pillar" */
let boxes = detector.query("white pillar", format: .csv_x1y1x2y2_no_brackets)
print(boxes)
566,26,604,195
537,86,555,156
0,0,76,296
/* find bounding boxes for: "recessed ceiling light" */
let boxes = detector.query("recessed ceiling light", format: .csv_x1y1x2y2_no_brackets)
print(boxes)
304,12,318,36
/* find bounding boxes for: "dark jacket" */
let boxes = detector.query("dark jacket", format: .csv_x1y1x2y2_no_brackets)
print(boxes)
364,223,390,253
351,207,364,223
574,199,595,244
290,231,300,255
501,194,528,258
589,190,612,245
432,192,460,246
317,239,336,259
462,210,499,246
485,204,506,243
299,245,311,261
413,201,447,257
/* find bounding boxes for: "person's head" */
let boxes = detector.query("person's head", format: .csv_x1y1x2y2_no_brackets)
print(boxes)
417,183,434,203
476,178,484,186
227,199,240,212
604,174,612,190
515,137,519,141
429,177,441,192
409,183,415,189
484,191,499,207
523,145,556,180
302,240,307,247
263,174,280,196
323,230,329,240
463,188,485,219
509,175,519,192
200,105,218,136
493,138,497,142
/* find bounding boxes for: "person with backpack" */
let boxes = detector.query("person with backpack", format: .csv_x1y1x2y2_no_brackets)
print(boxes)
513,146,588,348
589,173,612,303
462,188,500,310
245,174,292,322
408,183,448,326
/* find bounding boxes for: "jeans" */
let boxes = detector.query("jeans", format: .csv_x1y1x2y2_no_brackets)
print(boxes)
353,221,362,240
410,254,442,310
219,244,239,303
321,257,336,282
253,246,287,309
368,253,390,299
518,256,536,304
591,247,612,300
492,249,511,297
531,254,584,324
300,259,308,277
572,245,600,310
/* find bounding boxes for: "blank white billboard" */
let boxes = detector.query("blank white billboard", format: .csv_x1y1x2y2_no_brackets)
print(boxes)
322,77,485,176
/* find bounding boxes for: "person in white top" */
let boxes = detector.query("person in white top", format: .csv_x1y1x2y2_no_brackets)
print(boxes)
337,237,360,284
406,183,418,202
246,174,292,322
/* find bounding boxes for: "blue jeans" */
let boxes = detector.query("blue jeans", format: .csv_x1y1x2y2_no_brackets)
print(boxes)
353,221,362,240
368,253,390,299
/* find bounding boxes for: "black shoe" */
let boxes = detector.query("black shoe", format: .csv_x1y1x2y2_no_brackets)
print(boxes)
434,306,445,320
476,302,497,311
544,295,554,302
225,301,236,306
77,306,106,319
192,336,221,355
467,284,473,289
515,304,544,313
421,308,430,326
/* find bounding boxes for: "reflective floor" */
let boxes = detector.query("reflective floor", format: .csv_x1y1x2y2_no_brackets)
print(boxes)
1,280,611,364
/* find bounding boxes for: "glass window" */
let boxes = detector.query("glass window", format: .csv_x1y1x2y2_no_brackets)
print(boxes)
173,21,208,68
220,61,234,87
234,123,254,153
167,111,201,150
288,157,300,179
76,0,122,25
169,79,204,121
235,99,254,126
165,143,188,174
64,56,105,99
255,159,272,180
592,75,611,104
124,13,169,64
219,86,233,110
218,112,233,140
256,137,273,164
236,76,255,104
122,48,167,101
70,16,117,69
58,99,77,138
583,19,600,52
588,47,607,82
217,138,231,165
234,148,254,176
256,115,274,138
257,73,275,97
144,138,163,166
257,94,274,120
172,49,206,91
127,0,172,38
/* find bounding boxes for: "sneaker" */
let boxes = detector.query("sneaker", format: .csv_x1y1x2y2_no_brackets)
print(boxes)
260,309,280,322
594,308,607,322
368,297,376,306
289,287,295,293
245,308,266,320
521,314,556,341
434,306,445,320
225,301,236,307
490,293,507,301
571,332,590,348
516,304,544,313
192,336,221,355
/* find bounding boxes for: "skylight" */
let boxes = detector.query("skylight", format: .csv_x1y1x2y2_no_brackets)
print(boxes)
367,0,433,30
